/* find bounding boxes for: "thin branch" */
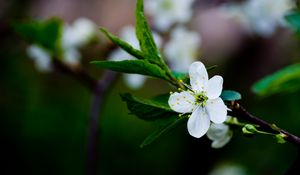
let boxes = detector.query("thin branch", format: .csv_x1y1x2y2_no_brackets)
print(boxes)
228,101,300,147
52,59,118,175
87,70,117,175
52,59,97,91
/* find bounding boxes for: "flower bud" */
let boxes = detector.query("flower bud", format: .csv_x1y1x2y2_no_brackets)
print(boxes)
242,124,257,135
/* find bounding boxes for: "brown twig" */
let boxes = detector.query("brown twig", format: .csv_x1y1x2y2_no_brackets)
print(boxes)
228,101,300,147
87,70,117,175
52,59,118,175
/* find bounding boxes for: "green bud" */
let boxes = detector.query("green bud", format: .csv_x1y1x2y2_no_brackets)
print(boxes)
242,124,258,135
274,133,287,144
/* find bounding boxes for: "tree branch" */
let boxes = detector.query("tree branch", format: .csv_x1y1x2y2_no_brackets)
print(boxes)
52,59,118,175
52,59,97,91
87,70,117,175
228,101,300,147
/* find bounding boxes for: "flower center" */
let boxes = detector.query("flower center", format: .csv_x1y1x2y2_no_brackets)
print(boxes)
195,92,208,107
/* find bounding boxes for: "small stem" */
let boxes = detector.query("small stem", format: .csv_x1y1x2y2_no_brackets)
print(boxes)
228,101,300,147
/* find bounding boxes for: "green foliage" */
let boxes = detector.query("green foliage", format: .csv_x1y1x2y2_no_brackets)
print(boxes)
220,90,242,101
285,11,300,34
274,133,287,144
120,93,174,121
14,18,63,54
172,72,189,81
252,63,300,97
97,0,176,84
140,116,188,148
100,28,146,60
120,93,187,147
135,0,161,63
91,60,169,80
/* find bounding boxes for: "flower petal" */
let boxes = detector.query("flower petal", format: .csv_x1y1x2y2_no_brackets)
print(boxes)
187,107,210,138
168,91,195,113
189,61,208,92
207,75,223,99
207,123,229,140
207,123,233,149
211,131,232,149
206,98,227,124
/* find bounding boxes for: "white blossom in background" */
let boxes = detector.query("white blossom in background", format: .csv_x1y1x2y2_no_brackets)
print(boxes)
164,26,201,72
109,25,162,89
62,18,97,49
62,18,97,66
27,45,52,72
243,0,294,37
207,120,233,149
145,0,194,32
168,61,227,138
27,18,97,72
209,164,247,175
220,0,295,37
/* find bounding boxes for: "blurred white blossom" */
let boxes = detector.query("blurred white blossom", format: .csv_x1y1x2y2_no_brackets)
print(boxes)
27,18,97,72
62,18,97,66
145,0,194,31
62,18,97,49
164,26,201,72
220,0,295,37
27,44,52,72
209,164,247,175
109,25,162,89
207,121,233,149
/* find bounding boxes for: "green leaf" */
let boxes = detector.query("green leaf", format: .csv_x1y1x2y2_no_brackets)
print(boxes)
140,116,188,148
100,28,146,60
120,93,174,121
14,18,63,54
135,0,161,62
220,90,242,101
91,60,169,80
285,12,300,32
252,63,300,97
172,72,189,80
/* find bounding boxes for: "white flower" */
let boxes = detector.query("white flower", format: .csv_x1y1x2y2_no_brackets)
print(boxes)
168,61,227,138
145,0,194,31
244,0,295,37
62,47,81,66
207,122,233,149
62,18,97,49
61,18,97,66
27,45,52,72
109,25,162,89
220,0,295,37
164,26,201,72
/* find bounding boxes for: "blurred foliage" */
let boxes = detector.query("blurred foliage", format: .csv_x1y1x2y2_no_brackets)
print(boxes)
14,18,63,55
252,63,300,97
